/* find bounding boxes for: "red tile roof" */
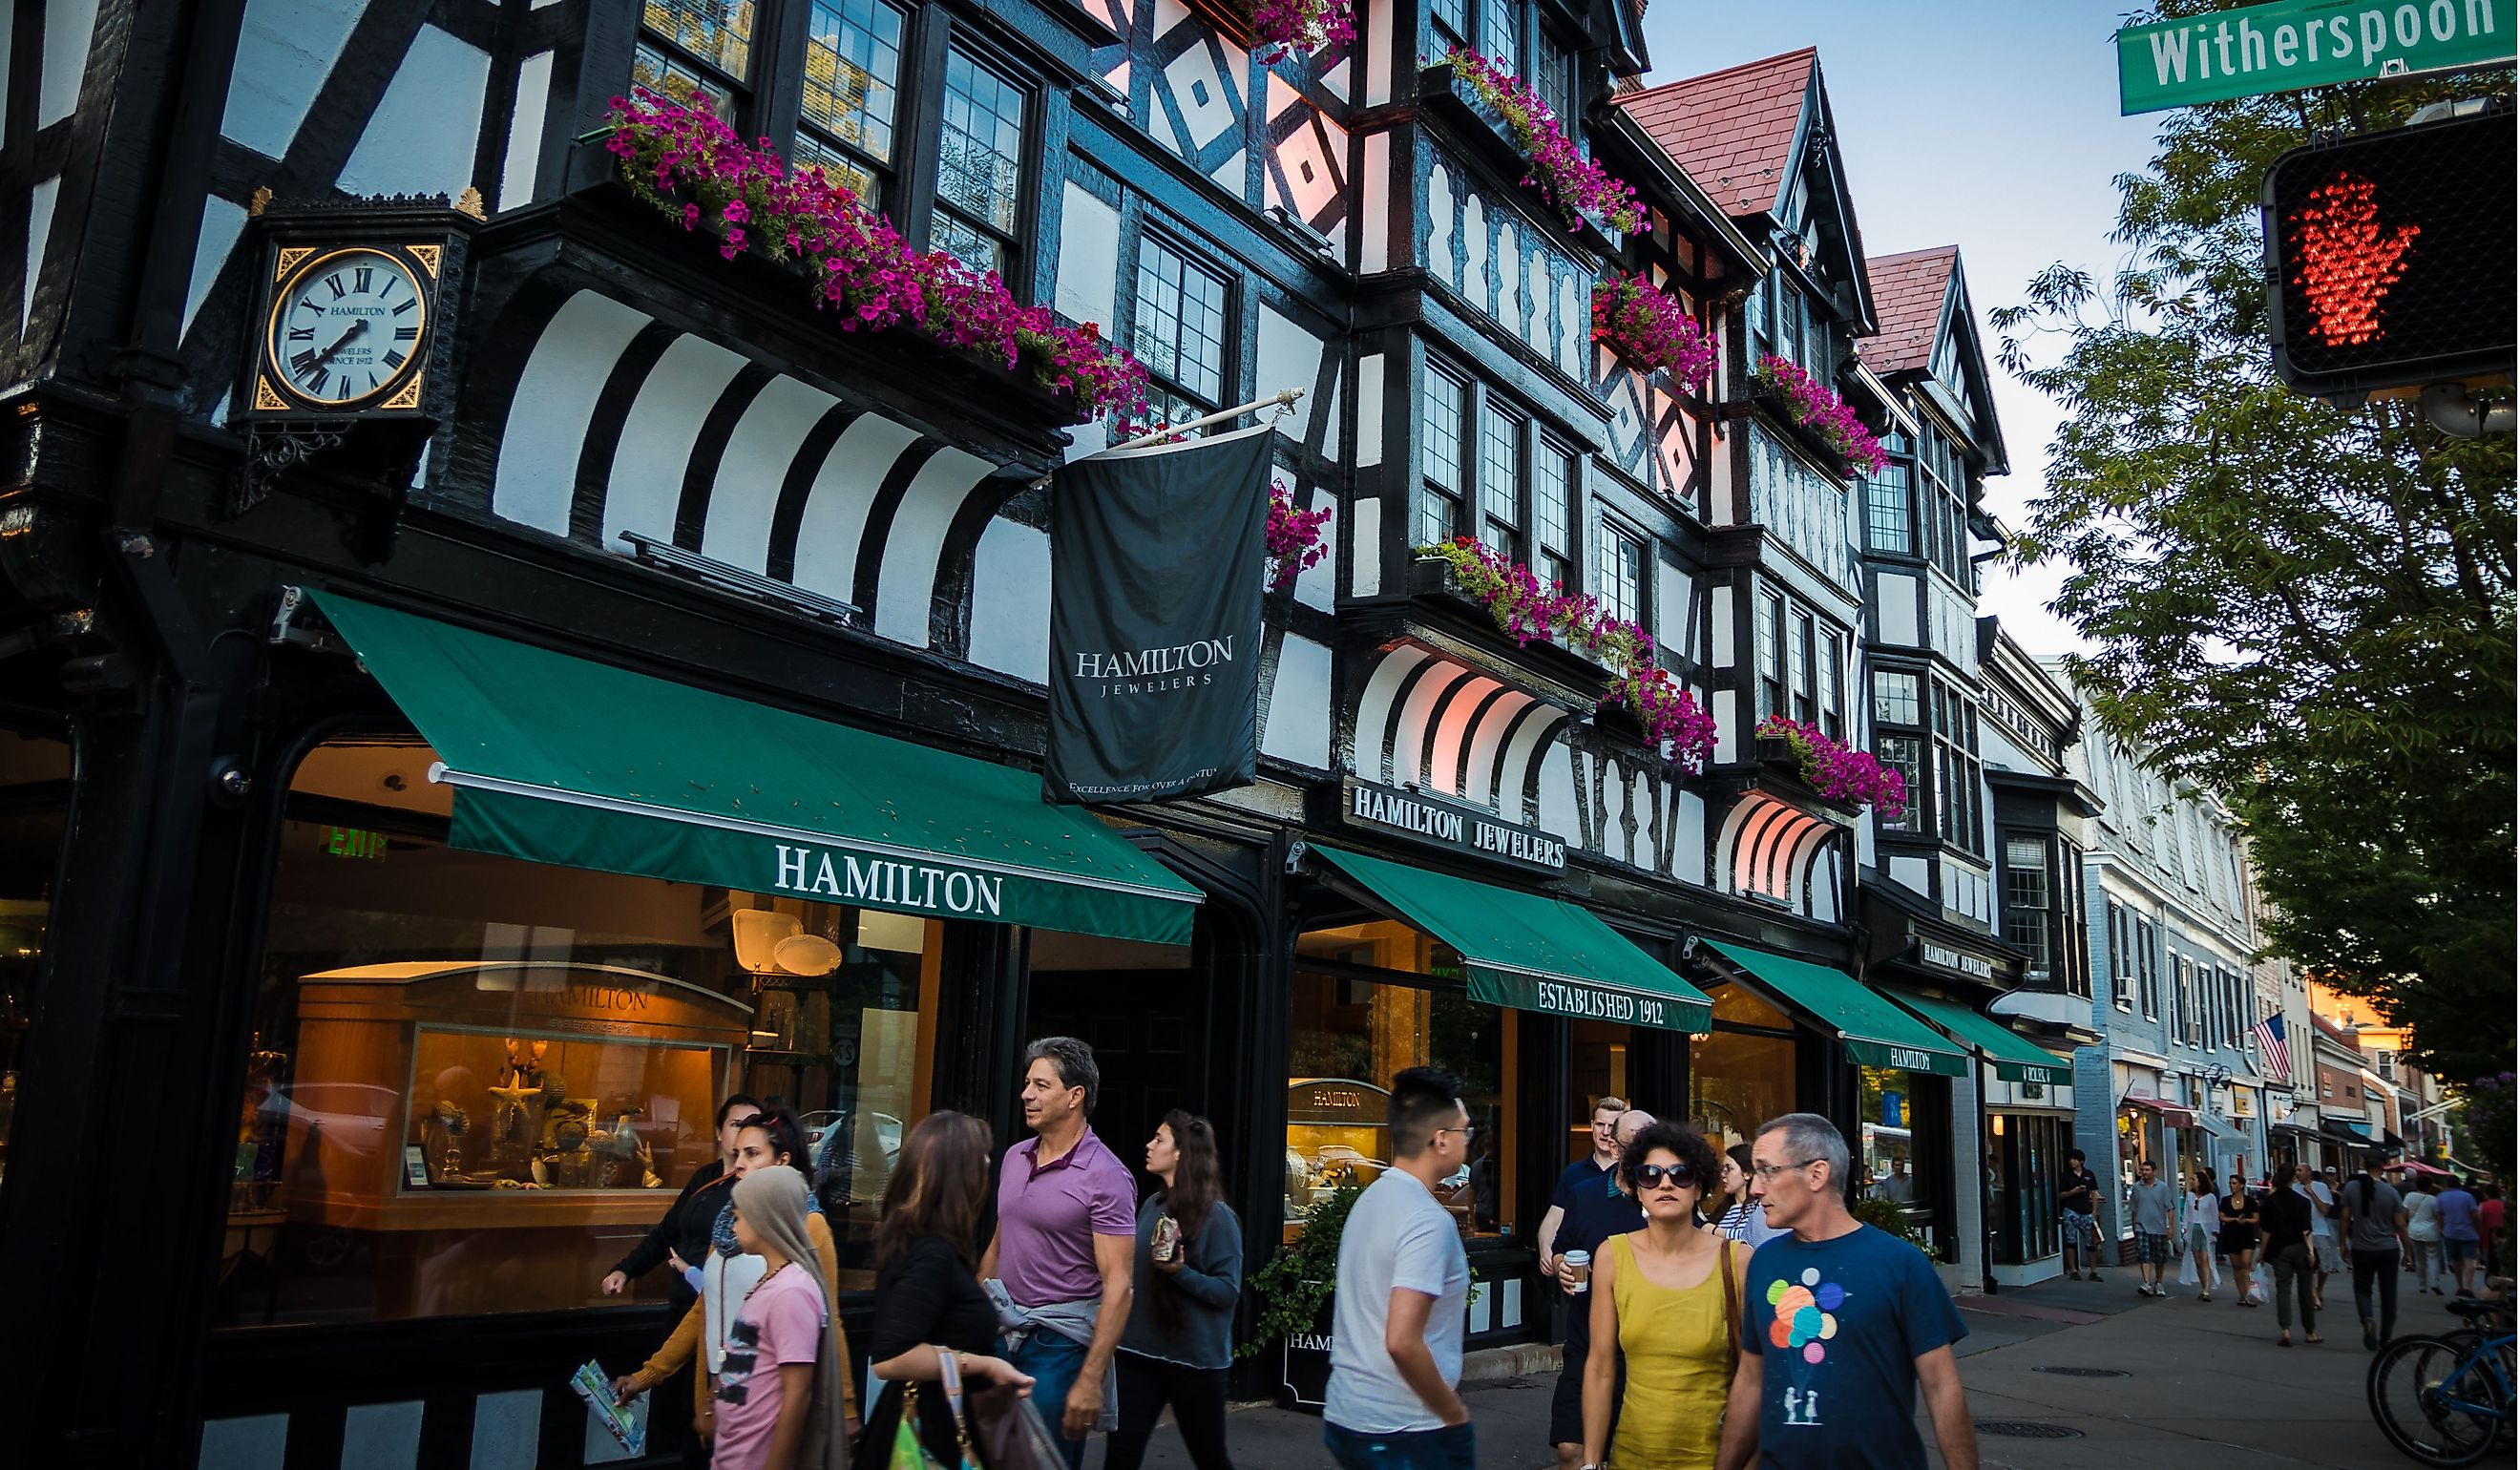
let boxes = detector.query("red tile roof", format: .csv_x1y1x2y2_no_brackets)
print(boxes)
1862,246,1959,373
1615,49,1816,219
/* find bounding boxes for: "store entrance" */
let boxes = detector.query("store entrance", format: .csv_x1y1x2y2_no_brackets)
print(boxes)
1025,931,1203,1185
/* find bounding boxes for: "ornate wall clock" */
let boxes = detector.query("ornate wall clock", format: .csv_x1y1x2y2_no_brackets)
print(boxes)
257,242,437,411
237,194,478,427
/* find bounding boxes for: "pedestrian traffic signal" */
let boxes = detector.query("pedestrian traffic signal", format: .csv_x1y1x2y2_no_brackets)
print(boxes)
2262,107,2515,398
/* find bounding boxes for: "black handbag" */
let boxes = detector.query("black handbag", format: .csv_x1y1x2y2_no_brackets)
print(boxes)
969,1380,1066,1470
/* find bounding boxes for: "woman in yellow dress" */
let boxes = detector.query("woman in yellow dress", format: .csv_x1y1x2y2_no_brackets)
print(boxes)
1580,1120,1747,1469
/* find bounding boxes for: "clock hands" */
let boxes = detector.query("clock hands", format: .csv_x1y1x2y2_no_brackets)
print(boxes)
306,316,368,372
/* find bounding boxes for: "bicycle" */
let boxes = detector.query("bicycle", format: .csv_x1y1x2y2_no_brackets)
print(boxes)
2368,1295,2513,1466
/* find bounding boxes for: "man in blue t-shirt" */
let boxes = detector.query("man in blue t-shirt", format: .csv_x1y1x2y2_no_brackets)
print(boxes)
1715,1112,1977,1470
1536,1102,1650,1468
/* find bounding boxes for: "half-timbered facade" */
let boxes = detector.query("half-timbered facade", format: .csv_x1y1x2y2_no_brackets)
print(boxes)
0,5,2050,1465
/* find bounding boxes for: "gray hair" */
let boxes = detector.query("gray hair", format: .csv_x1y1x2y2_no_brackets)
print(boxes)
1023,1036,1100,1116
1757,1112,1851,1192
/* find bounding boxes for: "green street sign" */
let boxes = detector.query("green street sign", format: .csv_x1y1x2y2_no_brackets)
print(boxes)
2118,0,2516,115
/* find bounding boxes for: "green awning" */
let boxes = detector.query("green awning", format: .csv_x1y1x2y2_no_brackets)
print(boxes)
308,591,1201,945
1885,988,2075,1087
1694,940,1968,1076
1310,844,1711,1034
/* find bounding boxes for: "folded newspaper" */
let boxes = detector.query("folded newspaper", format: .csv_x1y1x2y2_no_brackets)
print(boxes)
569,1360,648,1457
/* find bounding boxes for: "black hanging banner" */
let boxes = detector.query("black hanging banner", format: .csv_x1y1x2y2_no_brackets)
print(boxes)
1045,422,1277,804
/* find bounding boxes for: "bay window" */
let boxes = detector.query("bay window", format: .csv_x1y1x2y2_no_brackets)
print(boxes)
1419,367,1468,547
633,3,1039,279
795,0,908,204
1599,523,1646,626
1535,435,1576,591
2002,834,2051,985
638,0,755,122
1754,591,1784,718
1133,235,1232,427
1479,402,1524,557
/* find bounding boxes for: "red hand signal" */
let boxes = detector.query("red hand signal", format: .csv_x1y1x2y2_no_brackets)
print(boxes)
2287,169,2420,349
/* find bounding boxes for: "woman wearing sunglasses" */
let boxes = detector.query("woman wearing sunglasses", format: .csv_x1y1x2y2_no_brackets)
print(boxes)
1578,1121,1746,1470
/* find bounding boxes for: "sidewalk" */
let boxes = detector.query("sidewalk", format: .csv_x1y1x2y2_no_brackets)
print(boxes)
1092,1272,2482,1468
1937,1273,2480,1470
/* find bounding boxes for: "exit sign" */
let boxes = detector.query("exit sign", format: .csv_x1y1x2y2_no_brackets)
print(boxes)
320,825,389,860
2119,0,2515,115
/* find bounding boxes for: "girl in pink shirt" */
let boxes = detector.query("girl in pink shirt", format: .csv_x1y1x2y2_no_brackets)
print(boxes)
714,1166,849,1470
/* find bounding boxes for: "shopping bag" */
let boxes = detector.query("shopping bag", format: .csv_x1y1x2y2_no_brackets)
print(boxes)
2249,1264,2272,1304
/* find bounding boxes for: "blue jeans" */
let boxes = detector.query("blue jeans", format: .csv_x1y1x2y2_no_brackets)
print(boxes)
1323,1421,1475,1470
1009,1330,1092,1470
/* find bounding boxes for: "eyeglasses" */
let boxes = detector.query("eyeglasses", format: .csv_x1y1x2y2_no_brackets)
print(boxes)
1633,1163,1696,1190
1752,1158,1823,1182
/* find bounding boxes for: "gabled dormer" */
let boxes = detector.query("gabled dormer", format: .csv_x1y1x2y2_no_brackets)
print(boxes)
1863,246,2007,477
1618,48,1877,381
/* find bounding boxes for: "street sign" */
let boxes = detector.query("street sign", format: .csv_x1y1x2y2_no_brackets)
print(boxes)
2119,0,2516,115
2263,109,2516,396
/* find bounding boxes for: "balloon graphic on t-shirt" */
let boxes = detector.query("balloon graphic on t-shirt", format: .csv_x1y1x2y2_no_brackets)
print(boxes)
1767,1267,1843,1364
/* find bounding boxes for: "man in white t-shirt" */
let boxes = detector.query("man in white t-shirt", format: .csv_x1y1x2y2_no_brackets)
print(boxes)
1325,1066,1475,1470
2304,1164,2343,1309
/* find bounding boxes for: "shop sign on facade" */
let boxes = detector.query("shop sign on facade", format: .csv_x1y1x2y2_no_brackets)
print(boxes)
1916,941,1994,980
1334,780,1567,874
1046,425,1275,803
1471,969,1683,1030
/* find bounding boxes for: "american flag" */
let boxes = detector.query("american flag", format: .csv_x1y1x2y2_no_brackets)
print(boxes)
2254,1014,2292,1080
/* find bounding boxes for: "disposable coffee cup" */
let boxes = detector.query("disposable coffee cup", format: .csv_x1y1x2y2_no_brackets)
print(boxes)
1564,1249,1591,1292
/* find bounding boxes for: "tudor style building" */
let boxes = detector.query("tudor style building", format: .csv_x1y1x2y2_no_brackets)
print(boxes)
0,4,2060,1466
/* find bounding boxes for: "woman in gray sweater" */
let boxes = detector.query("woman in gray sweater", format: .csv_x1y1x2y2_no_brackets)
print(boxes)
1105,1110,1243,1470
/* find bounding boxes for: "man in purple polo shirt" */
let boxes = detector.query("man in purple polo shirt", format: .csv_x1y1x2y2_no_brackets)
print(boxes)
980,1036,1137,1469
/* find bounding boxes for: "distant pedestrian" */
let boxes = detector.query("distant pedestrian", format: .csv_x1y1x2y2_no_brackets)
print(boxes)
710,1166,849,1470
1323,1067,1474,1470
2404,1176,2444,1295
2058,1149,2105,1282
2477,1184,2507,1280
2259,1167,2320,1348
605,1094,764,1309
1713,1114,1978,1470
2341,1156,2411,1350
2436,1176,2481,1297
2308,1166,2345,1309
1580,1122,1745,1470
856,1113,1037,1470
1539,1099,1645,1469
616,1110,855,1460
2218,1175,2261,1308
2180,1171,2223,1302
981,1038,1137,1469
2127,1161,2179,1298
1716,1144,1787,1249
1107,1112,1241,1470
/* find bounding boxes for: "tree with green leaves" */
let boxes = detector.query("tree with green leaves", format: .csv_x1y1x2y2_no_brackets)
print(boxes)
1991,1,2514,1082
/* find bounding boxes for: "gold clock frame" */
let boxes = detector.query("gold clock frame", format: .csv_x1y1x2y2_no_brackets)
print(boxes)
255,242,440,414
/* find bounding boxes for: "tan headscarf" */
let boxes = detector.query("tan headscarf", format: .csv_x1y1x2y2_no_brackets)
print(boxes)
731,1166,849,1470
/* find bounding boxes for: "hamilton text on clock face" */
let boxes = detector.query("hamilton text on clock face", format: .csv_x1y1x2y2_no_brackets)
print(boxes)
272,249,425,403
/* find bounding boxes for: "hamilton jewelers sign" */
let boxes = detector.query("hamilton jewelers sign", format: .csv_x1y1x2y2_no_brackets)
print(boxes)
1339,780,1567,874
2118,0,2514,114
1917,942,1996,980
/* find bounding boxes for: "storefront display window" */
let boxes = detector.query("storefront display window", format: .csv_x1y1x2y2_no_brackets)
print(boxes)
1567,1018,1629,1163
1287,919,1510,1242
1688,984,1795,1154
1858,1066,1921,1204
0,721,72,1198
1989,1113,2066,1264
216,740,939,1328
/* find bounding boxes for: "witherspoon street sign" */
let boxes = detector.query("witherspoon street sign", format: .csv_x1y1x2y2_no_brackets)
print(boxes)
2118,0,2515,114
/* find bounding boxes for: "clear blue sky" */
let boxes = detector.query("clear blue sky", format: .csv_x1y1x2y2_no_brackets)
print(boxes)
1638,2,2166,653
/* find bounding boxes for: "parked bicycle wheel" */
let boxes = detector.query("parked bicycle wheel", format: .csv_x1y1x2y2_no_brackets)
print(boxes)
2369,1334,2510,1467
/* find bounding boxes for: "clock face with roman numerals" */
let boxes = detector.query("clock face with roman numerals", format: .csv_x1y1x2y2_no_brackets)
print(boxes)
262,246,429,408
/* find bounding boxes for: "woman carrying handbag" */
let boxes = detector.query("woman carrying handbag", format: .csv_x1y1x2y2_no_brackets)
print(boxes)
1578,1122,1748,1470
857,1113,1035,1470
